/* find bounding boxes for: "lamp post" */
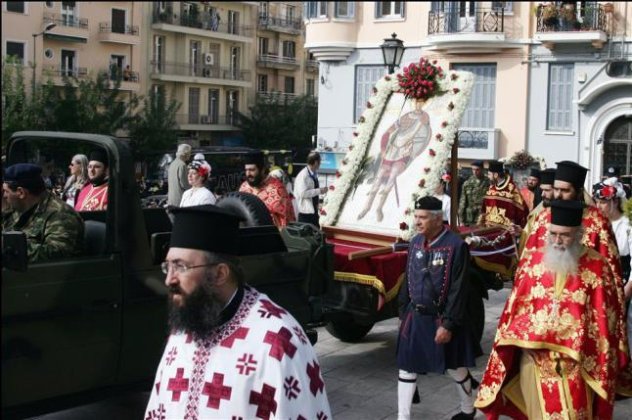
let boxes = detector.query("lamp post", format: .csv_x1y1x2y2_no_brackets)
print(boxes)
32,22,56,94
380,33,405,75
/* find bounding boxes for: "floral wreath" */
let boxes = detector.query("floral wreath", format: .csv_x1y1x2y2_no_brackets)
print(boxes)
319,58,474,240
500,150,546,170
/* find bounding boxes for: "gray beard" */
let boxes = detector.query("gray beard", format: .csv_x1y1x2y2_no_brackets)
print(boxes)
542,241,582,276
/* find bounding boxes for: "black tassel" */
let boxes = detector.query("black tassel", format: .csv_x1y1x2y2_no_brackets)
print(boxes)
412,386,420,404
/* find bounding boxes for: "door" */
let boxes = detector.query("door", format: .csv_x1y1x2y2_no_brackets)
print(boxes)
111,9,126,33
110,54,124,80
208,89,219,124
61,49,75,76
457,1,477,32
603,116,632,177
228,10,239,34
153,36,164,73
230,46,240,80
190,40,200,76
189,88,200,124
226,90,239,125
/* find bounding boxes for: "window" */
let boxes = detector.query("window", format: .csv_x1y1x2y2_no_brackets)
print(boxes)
306,78,315,96
190,41,201,76
259,2,268,17
304,2,328,19
284,76,295,94
258,37,269,55
547,64,574,131
228,10,239,35
355,66,385,122
153,35,164,72
286,5,295,21
46,2,54,9
207,89,219,124
6,2,25,13
5,42,25,63
258,74,268,92
111,9,126,34
491,2,513,13
226,90,239,125
61,1,77,26
282,41,295,58
452,64,497,129
189,87,200,124
109,54,125,80
61,49,76,77
335,2,355,18
375,2,405,18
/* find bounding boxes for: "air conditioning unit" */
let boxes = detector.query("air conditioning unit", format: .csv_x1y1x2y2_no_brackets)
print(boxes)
204,53,214,66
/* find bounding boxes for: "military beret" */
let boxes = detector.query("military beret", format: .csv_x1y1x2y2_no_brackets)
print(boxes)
471,161,484,168
3,163,45,190
414,196,442,211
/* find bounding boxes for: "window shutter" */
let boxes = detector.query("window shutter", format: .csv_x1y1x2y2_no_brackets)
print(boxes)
547,64,573,131
452,64,497,129
375,2,381,18
349,1,355,18
400,2,406,17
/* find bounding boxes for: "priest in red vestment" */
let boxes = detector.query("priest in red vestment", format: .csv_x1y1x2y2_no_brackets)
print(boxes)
75,149,109,211
239,152,295,228
478,160,527,229
475,200,629,419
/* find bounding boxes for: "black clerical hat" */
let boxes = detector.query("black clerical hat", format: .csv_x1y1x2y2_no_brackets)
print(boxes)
487,160,504,174
414,196,442,211
244,152,264,167
555,161,587,188
550,200,584,227
89,149,109,166
529,168,541,179
540,168,556,186
170,205,242,255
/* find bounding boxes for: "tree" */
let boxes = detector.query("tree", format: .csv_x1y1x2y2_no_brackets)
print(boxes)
237,94,317,152
1,57,35,145
127,86,181,155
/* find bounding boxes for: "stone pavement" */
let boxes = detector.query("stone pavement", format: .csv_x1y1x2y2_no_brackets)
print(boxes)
316,285,632,419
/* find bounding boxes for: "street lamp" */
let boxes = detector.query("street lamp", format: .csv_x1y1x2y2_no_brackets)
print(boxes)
32,22,56,93
380,33,405,75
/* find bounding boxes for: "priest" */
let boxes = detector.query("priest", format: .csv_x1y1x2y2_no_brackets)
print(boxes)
475,200,629,419
517,168,556,257
478,160,527,229
144,205,330,419
75,149,109,211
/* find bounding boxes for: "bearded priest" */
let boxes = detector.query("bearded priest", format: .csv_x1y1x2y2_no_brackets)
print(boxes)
475,200,629,419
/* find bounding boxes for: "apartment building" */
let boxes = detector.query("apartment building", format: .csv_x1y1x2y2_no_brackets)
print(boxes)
304,1,631,183
2,1,143,95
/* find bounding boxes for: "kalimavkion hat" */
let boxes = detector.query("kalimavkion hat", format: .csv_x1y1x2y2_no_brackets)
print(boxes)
471,160,484,168
414,196,442,211
244,152,265,167
170,205,243,255
529,168,541,179
550,200,584,227
555,161,587,189
89,149,109,167
539,168,556,186
487,161,504,174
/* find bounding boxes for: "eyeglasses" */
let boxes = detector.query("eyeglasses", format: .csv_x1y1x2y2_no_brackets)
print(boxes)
160,260,218,275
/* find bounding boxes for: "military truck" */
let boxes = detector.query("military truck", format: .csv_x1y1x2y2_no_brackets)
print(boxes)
1,132,333,417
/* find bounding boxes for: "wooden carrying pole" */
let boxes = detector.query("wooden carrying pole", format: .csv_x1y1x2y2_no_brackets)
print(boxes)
450,137,459,230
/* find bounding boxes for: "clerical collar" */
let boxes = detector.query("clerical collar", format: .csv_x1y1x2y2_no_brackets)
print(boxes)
217,285,244,326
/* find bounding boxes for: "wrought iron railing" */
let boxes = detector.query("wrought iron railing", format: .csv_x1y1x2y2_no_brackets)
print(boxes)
428,8,504,35
107,68,139,83
43,13,88,29
258,14,302,31
305,59,319,71
257,92,300,102
42,65,88,78
257,54,299,66
535,4,606,33
457,129,492,150
98,22,139,35
150,61,250,81
152,10,253,36
176,113,238,126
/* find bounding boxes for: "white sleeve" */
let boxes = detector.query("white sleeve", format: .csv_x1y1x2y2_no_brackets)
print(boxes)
294,170,320,200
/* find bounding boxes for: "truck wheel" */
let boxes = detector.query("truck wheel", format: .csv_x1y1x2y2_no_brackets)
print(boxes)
216,192,274,227
325,313,374,342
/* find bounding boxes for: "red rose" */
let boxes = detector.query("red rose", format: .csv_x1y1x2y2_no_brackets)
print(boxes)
451,73,459,81
436,133,443,141
359,116,365,123
453,88,460,94
448,102,455,111
399,222,408,230
429,148,436,157
349,144,354,150
441,121,448,128
418,179,426,187
320,209,327,215
432,60,438,65
335,171,341,177
353,131,359,137
424,167,431,173
342,159,348,165
329,185,335,191
385,75,391,81
366,101,373,108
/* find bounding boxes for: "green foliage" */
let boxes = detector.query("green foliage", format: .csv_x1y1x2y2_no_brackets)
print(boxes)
237,94,317,151
127,86,181,155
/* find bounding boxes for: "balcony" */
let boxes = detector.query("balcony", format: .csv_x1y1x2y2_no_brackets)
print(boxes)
43,13,88,43
257,53,300,70
98,22,140,45
107,68,140,91
151,9,253,42
176,113,239,130
257,91,300,103
41,65,88,85
257,14,302,35
426,9,513,54
305,59,319,73
534,4,608,49
151,61,251,88
457,128,499,160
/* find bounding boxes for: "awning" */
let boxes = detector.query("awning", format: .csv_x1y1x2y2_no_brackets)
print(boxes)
44,33,87,43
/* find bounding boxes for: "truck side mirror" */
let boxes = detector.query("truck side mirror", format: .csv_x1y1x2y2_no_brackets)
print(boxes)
2,231,28,271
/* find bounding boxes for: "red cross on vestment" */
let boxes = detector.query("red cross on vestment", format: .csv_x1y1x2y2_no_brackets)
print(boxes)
236,353,258,375
258,299,287,319
249,383,277,419
306,361,325,396
202,372,232,409
167,367,190,401
263,327,297,361
220,327,249,348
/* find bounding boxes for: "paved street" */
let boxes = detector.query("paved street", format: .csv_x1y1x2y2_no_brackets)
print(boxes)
28,286,632,419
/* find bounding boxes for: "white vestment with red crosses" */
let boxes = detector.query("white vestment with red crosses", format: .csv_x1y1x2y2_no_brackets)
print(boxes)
144,286,331,420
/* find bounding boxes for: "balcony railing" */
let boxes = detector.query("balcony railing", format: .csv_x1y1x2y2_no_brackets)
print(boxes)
42,65,88,78
257,91,299,102
43,13,88,29
151,61,250,82
457,128,499,160
306,59,318,71
257,54,299,66
152,10,253,37
428,8,504,35
258,14,302,31
535,4,606,33
99,22,139,35
108,68,140,83
176,113,239,126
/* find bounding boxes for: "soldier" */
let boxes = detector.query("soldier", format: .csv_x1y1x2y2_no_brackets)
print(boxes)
458,161,489,226
2,163,84,262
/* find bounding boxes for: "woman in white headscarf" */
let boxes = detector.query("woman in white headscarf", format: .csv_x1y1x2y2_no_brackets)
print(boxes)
180,160,216,207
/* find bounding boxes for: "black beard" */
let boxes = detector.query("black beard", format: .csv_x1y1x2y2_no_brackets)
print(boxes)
90,174,108,186
542,198,551,207
246,173,264,188
168,279,223,339
527,184,537,192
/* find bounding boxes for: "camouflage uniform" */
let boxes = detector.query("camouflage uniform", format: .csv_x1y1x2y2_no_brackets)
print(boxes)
2,191,84,263
458,175,490,225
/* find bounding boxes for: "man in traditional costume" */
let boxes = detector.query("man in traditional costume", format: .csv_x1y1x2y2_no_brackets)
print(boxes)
357,99,432,223
145,205,331,419
478,161,527,229
397,196,480,420
475,200,629,419
458,161,489,226
239,152,295,228
75,149,109,211
517,168,556,257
